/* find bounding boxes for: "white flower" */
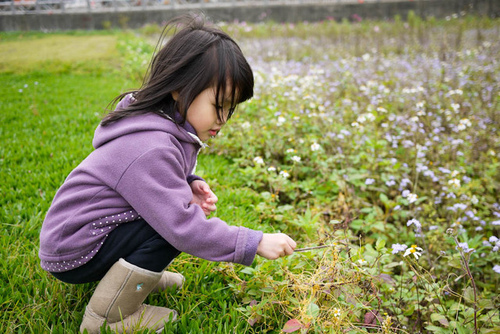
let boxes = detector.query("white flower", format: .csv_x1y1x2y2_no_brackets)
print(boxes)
407,219,422,230
310,142,321,151
453,203,467,211
488,236,500,252
400,178,411,187
493,265,500,274
291,156,301,163
404,245,423,259
460,118,472,127
279,170,290,179
333,308,342,318
276,116,286,126
365,178,375,185
286,148,295,154
253,156,264,165
456,242,475,253
267,166,276,172
448,178,461,188
357,115,367,123
241,121,251,129
407,193,418,204
357,258,367,266
446,89,463,97
391,243,408,254
471,195,479,205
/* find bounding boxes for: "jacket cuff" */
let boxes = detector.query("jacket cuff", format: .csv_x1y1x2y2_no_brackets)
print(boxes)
240,229,264,266
187,174,205,184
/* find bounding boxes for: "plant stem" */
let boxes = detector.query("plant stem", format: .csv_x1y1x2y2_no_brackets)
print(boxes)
453,236,478,334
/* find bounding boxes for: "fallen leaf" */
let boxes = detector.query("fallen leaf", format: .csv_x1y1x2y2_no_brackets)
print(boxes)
282,319,302,333
364,310,380,325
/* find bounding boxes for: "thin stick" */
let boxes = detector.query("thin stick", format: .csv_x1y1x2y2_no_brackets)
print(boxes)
294,244,337,252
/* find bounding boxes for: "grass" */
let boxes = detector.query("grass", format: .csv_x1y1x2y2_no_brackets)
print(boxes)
1,14,500,333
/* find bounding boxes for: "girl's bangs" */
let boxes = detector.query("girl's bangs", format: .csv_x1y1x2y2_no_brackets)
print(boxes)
215,43,253,110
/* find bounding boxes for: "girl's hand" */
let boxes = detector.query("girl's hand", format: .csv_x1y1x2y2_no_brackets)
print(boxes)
257,233,297,260
189,180,218,216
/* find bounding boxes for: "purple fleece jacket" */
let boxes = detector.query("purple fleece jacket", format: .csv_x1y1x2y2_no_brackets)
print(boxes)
39,95,263,271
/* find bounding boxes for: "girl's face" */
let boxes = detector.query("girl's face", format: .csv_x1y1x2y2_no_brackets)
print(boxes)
175,87,232,142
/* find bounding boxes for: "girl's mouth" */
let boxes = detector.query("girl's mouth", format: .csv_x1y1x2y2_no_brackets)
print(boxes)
209,130,218,137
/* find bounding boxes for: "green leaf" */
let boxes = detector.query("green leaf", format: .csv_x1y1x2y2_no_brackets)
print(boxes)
240,267,255,275
350,219,364,230
425,325,447,333
430,313,449,327
379,193,389,204
403,304,415,316
376,238,386,250
478,298,495,309
372,221,386,232
463,286,475,303
247,289,259,296
307,303,320,318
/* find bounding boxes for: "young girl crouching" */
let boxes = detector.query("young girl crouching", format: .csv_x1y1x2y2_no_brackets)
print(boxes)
38,14,296,334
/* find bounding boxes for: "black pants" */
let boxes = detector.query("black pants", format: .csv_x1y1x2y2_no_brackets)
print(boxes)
51,219,181,284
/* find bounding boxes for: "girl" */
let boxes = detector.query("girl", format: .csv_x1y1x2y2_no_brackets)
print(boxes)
39,14,296,334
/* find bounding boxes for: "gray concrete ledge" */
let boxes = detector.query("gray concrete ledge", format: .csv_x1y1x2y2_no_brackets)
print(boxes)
0,0,498,31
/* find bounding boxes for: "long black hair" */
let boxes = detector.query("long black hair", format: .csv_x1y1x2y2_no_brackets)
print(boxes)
102,13,254,126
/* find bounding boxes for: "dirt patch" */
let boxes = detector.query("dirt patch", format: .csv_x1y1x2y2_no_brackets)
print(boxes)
0,34,118,72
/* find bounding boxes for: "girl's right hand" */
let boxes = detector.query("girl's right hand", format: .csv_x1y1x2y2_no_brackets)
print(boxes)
257,233,297,260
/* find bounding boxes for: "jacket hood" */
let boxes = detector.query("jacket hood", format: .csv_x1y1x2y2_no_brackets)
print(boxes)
93,94,205,149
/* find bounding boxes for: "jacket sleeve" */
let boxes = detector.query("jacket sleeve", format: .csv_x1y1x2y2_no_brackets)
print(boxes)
115,146,262,266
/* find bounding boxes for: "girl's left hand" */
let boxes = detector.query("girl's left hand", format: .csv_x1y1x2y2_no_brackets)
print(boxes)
189,180,218,216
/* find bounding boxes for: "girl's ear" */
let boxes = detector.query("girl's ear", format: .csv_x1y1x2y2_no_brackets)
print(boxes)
172,91,179,101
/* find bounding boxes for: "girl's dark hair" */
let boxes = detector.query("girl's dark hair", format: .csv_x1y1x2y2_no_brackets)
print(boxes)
102,13,254,126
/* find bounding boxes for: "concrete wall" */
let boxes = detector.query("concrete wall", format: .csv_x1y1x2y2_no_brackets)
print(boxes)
0,0,498,31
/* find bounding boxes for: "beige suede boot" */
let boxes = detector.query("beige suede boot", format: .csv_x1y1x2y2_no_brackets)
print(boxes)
80,258,177,334
152,271,185,293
